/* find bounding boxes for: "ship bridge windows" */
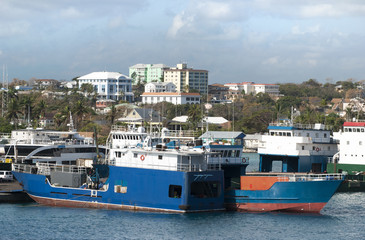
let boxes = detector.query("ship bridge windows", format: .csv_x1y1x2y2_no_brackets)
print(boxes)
169,185,182,198
270,131,292,136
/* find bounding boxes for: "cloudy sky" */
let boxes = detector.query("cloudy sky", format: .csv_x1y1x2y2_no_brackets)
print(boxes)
1,0,365,84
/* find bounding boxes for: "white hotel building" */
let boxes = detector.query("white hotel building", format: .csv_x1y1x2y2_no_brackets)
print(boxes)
224,82,280,96
141,92,201,105
163,63,208,95
77,72,134,102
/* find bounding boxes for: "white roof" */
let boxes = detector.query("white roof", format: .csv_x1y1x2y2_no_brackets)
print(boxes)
78,72,131,80
172,116,228,124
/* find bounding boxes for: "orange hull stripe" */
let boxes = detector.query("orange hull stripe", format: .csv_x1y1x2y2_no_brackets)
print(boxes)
241,176,288,190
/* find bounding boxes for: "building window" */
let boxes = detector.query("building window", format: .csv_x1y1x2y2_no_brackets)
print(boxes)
324,133,327,138
360,141,362,146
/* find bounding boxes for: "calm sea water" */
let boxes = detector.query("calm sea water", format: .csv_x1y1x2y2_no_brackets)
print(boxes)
1,193,365,240
2,154,365,240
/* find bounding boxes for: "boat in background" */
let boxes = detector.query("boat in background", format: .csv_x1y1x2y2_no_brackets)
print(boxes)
198,130,344,213
327,122,365,191
12,126,225,213
258,121,338,173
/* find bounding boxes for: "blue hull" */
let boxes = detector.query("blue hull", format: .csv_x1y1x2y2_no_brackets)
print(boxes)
13,165,225,213
225,177,343,212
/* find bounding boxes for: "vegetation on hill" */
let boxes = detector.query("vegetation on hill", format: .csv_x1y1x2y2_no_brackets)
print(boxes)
0,78,361,141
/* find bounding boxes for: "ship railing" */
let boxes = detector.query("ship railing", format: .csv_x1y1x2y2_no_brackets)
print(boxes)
107,160,217,172
276,173,345,182
13,163,88,175
162,130,196,138
10,139,94,146
269,123,333,130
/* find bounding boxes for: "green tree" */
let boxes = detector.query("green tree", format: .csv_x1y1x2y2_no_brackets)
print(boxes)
35,99,47,119
72,100,90,129
6,99,21,129
187,104,202,130
20,95,34,124
106,104,117,125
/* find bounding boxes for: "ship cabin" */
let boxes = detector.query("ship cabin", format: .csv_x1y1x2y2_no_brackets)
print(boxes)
4,128,94,162
259,123,338,173
335,122,365,167
198,131,247,190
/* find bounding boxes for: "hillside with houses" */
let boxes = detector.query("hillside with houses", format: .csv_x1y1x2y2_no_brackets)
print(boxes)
0,63,363,143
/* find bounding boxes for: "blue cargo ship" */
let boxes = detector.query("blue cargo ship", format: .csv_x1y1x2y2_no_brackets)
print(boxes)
12,126,225,213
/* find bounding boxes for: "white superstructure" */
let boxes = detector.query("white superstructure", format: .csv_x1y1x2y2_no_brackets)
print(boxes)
335,122,365,165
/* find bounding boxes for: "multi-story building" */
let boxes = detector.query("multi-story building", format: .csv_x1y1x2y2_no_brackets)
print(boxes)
224,82,255,94
224,82,280,96
141,92,201,105
208,84,229,102
163,63,208,95
77,71,134,102
253,84,280,96
145,82,176,93
129,64,170,84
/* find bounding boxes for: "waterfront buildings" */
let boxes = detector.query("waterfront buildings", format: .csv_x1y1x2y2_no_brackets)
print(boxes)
163,63,208,95
141,92,201,105
224,82,280,96
208,84,229,103
129,64,170,84
77,72,134,102
145,82,176,93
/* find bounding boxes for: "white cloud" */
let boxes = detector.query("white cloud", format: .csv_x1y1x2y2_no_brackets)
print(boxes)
60,7,81,18
167,1,247,40
263,56,279,65
197,1,232,19
0,21,30,37
292,24,320,35
108,16,125,29
252,0,365,18
167,11,195,38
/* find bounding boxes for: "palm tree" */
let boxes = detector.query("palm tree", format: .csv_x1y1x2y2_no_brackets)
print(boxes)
35,99,47,119
20,95,33,125
72,100,90,129
187,104,202,130
106,104,117,125
345,107,353,121
53,112,66,128
6,99,21,129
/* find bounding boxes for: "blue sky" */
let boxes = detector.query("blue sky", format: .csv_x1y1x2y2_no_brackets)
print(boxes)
1,0,365,84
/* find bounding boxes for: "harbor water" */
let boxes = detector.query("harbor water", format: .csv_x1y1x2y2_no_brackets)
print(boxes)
1,192,365,240
2,153,365,239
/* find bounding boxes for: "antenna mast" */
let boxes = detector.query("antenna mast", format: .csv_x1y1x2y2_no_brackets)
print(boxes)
2,65,9,117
